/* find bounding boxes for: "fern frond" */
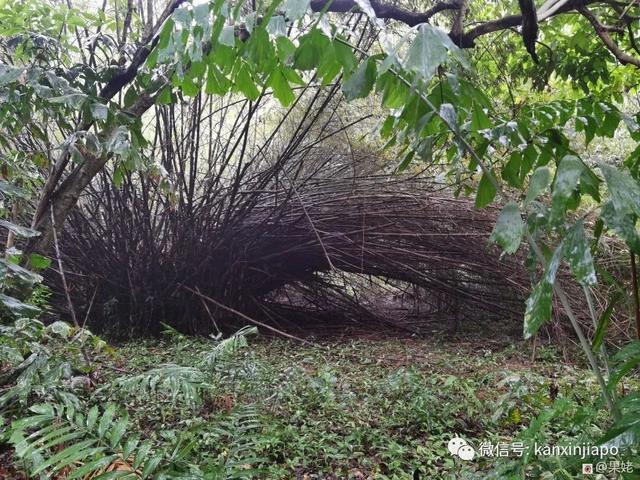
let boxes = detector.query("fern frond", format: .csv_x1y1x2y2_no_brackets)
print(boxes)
201,326,258,369
209,405,264,478
108,364,209,406
9,402,162,479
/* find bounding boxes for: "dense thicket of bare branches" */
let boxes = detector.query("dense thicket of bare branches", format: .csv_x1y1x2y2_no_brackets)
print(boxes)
48,70,536,337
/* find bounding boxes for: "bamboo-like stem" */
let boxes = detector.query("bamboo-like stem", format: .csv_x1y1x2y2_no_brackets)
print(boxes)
631,251,640,340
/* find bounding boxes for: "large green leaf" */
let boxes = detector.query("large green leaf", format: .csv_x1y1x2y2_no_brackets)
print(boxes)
333,38,357,74
525,167,551,205
404,24,455,81
342,58,376,100
475,170,497,208
524,280,553,339
608,341,640,389
233,64,260,100
470,102,491,131
592,291,621,351
600,201,640,253
0,293,40,316
283,0,310,20
563,221,597,286
550,155,583,224
268,67,295,106
489,202,525,254
0,220,40,238
599,162,640,217
293,29,329,71
523,236,570,338
1,258,43,284
205,64,230,96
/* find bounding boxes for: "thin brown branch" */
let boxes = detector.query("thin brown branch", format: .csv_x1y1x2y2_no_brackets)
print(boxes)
580,4,640,67
184,286,314,345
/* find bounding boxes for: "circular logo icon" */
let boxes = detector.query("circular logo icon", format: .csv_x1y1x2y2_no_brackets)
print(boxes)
448,437,467,456
458,445,475,460
447,437,476,461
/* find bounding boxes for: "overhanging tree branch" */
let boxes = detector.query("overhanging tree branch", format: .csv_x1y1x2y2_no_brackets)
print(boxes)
580,4,640,67
309,0,460,26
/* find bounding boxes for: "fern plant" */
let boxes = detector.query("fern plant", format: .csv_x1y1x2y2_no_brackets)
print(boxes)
201,326,258,370
3,322,261,478
104,326,258,408
108,364,209,407
9,402,163,479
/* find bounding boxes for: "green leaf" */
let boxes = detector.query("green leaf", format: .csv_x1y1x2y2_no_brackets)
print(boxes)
524,280,553,339
141,453,163,478
316,47,341,85
405,24,455,80
283,0,310,20
2,258,43,284
342,58,376,100
65,454,119,480
49,94,89,109
475,171,497,208
489,202,525,254
108,416,128,448
333,38,357,74
181,73,200,97
233,64,260,100
525,167,552,205
106,126,130,156
550,155,583,224
0,220,40,238
397,150,415,172
205,64,230,96
470,102,491,131
32,441,104,476
47,321,72,338
268,68,295,106
293,29,329,70
0,293,40,316
98,404,116,438
376,72,407,109
599,162,640,217
86,405,99,429
133,441,153,469
502,152,522,188
543,240,565,284
218,25,235,47
90,103,108,120
28,254,51,270
275,37,296,63
122,437,139,459
563,221,596,286
246,28,275,72
0,181,29,199
156,87,174,105
608,341,640,389
439,103,458,133
0,64,24,85
600,201,640,254
579,167,601,201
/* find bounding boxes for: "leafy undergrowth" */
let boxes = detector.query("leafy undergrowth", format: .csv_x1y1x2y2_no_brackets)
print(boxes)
96,335,627,479
2,322,638,479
